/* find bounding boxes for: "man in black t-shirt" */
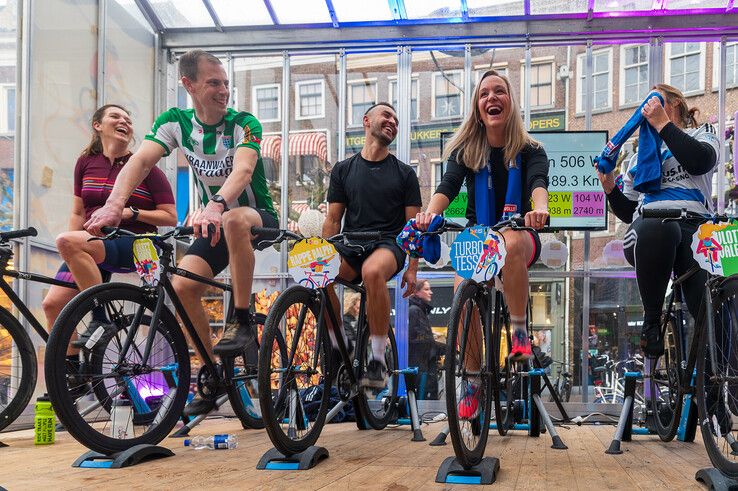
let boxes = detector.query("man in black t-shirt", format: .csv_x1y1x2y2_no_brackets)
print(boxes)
323,102,422,388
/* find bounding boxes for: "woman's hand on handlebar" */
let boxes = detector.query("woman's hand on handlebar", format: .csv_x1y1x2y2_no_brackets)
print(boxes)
415,211,438,231
524,209,549,230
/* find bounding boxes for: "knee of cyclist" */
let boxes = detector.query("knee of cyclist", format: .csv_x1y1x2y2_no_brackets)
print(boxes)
222,210,252,237
504,236,528,263
41,294,62,318
55,232,81,258
361,266,385,286
172,277,199,300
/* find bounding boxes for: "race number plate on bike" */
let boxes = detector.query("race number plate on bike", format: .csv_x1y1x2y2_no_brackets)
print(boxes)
450,226,507,282
132,238,161,286
691,221,738,276
288,238,340,288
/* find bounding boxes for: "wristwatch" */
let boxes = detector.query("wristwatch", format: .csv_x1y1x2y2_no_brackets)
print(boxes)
129,206,140,222
210,194,230,212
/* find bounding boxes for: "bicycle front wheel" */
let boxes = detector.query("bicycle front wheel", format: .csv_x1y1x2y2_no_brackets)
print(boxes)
258,286,333,456
355,324,399,430
649,315,683,442
697,278,738,478
493,295,520,437
0,308,36,432
45,283,190,455
445,279,492,469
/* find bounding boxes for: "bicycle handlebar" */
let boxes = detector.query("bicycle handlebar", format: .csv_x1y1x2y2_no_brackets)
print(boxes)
421,215,538,237
95,225,196,242
642,208,735,223
0,227,37,242
251,226,382,250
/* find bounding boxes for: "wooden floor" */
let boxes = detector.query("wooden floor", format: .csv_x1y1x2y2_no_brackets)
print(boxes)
0,418,713,490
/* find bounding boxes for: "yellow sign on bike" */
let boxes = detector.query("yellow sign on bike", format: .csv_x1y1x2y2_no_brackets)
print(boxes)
288,238,340,288
132,238,160,287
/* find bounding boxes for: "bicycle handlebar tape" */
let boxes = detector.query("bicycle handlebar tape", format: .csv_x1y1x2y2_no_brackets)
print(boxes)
100,226,118,235
251,226,280,236
177,226,195,236
344,231,382,241
1,227,38,240
641,208,682,219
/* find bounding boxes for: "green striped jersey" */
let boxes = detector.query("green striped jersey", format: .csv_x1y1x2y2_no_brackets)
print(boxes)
145,107,276,218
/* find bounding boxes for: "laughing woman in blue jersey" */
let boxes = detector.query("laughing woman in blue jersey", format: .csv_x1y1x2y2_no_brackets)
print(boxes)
596,84,719,357
415,69,549,420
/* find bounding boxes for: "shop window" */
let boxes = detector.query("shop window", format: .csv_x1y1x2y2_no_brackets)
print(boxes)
295,79,325,120
432,71,463,119
348,80,377,126
620,44,649,106
252,83,280,122
0,86,15,134
712,42,738,89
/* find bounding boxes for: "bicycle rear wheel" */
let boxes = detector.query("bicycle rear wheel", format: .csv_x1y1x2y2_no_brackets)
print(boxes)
355,324,399,430
697,278,738,478
226,313,287,430
45,283,190,455
649,315,683,442
0,308,36,432
258,286,333,456
445,279,493,469
493,294,519,437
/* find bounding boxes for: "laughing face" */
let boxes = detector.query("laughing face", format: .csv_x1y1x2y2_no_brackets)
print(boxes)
94,106,133,146
365,105,399,146
186,59,230,116
477,74,511,133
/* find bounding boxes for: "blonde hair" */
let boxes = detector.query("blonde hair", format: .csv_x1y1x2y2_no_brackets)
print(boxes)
653,83,700,128
442,70,539,171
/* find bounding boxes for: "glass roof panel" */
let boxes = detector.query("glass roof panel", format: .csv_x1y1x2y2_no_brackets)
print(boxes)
666,0,727,9
530,0,589,15
149,0,215,28
270,0,332,24
404,0,462,19
596,0,654,12
467,0,524,17
210,0,273,26
332,0,394,22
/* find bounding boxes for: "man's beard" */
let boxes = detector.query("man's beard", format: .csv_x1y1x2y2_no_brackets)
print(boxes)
371,125,395,146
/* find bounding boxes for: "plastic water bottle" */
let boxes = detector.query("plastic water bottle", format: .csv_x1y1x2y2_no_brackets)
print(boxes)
110,396,133,439
34,394,55,445
184,434,238,450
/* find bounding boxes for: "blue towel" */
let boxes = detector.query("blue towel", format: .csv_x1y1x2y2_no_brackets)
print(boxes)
395,215,445,264
474,154,523,227
595,91,665,193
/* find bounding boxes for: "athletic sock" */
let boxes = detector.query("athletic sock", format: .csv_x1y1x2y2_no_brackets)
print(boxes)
510,315,527,337
370,335,387,363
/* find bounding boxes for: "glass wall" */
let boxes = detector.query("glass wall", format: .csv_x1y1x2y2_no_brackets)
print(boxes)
0,0,16,232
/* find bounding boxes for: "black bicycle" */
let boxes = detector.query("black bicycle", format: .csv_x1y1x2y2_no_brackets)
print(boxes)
642,208,738,478
45,226,286,455
420,216,534,468
549,361,572,404
0,227,88,432
255,227,400,456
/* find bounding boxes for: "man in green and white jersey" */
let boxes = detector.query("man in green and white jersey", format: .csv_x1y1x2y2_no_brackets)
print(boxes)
86,50,278,415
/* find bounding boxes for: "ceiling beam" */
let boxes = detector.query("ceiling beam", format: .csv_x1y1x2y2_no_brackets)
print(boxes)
132,0,164,33
263,0,280,25
325,0,340,28
201,0,223,32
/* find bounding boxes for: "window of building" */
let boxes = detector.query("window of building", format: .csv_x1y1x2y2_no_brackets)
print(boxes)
348,80,377,126
576,49,612,113
295,79,325,120
432,71,463,119
666,42,705,95
521,62,555,109
389,77,418,121
252,83,280,122
475,66,508,83
712,42,738,89
620,44,649,107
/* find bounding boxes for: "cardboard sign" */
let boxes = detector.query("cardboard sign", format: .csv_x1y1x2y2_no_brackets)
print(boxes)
132,238,160,287
691,221,738,276
450,226,507,282
288,237,340,288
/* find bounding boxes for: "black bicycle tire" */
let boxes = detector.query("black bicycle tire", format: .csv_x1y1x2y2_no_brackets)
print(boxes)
649,315,683,442
355,324,399,430
45,283,190,455
227,313,288,430
258,285,333,456
0,307,36,432
445,279,492,469
493,297,514,437
697,278,738,478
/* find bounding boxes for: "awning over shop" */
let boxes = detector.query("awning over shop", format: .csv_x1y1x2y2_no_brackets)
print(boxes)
259,132,328,162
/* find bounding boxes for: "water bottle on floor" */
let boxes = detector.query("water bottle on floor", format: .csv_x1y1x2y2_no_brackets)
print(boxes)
183,434,238,450
110,396,133,439
34,394,55,445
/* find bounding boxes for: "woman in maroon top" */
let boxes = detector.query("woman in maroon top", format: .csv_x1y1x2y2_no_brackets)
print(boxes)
41,104,177,340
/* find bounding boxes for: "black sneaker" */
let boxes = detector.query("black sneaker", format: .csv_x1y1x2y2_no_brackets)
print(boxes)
183,385,226,416
71,320,116,350
361,359,388,389
640,321,664,358
214,317,257,358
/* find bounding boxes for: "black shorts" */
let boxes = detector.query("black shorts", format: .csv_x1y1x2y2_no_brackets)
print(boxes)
184,208,279,276
334,238,406,283
54,236,137,286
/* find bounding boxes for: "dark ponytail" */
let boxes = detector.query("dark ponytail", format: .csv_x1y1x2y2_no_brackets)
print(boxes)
686,107,700,129
80,104,131,157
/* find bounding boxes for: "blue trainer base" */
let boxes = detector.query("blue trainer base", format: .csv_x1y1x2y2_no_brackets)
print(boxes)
71,444,174,469
695,468,738,490
256,446,329,470
435,456,500,485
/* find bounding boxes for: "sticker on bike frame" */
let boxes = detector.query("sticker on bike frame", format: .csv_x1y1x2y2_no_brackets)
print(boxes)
691,221,738,276
132,238,161,287
450,226,507,282
288,238,340,289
